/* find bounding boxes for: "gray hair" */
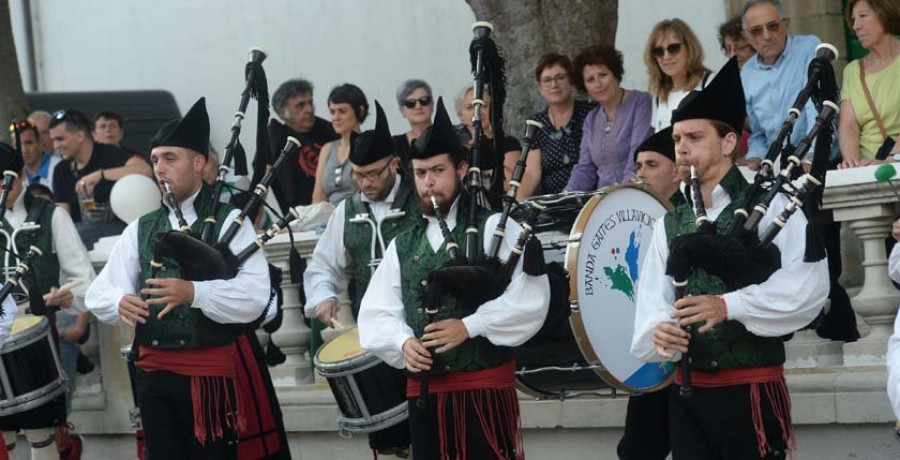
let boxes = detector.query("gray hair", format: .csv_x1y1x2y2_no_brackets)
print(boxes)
395,79,432,105
28,110,52,121
272,78,314,111
741,0,788,29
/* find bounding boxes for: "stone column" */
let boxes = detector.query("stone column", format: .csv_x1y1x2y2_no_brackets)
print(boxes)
823,167,900,365
264,231,318,386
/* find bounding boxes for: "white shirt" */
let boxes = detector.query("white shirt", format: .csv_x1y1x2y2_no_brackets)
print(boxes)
652,71,716,132
886,244,900,418
303,175,406,318
85,187,270,326
631,182,830,363
6,193,95,330
358,197,551,369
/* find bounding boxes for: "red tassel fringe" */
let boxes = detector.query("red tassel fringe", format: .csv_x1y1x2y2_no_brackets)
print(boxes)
750,377,795,458
190,376,246,445
435,387,524,460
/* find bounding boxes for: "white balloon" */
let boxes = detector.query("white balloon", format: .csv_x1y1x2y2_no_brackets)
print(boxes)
110,174,161,224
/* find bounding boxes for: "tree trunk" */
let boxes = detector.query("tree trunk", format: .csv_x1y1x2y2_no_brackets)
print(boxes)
0,0,30,143
466,0,617,133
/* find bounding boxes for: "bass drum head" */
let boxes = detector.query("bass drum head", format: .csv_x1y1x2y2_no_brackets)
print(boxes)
566,185,675,393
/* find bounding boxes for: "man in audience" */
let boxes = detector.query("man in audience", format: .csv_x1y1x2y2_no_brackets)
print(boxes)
268,78,338,210
92,110,141,156
14,120,61,192
29,111,58,156
49,109,153,249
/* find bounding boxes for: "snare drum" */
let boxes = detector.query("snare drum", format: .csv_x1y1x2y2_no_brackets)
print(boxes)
514,186,674,398
0,315,67,416
314,327,408,434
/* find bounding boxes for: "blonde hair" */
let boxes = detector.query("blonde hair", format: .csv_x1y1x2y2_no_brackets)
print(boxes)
644,18,710,102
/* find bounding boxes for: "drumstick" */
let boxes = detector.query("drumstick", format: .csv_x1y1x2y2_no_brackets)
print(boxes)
42,280,85,301
330,318,346,330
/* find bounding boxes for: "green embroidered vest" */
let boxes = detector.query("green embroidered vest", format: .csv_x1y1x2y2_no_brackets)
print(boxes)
136,184,236,349
1,200,60,297
395,195,510,373
664,167,786,372
343,175,419,319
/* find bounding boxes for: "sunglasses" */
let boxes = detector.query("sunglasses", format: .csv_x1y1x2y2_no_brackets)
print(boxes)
9,120,36,134
402,96,433,109
651,43,683,58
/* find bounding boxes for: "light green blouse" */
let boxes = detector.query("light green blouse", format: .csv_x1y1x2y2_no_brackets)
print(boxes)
842,56,900,159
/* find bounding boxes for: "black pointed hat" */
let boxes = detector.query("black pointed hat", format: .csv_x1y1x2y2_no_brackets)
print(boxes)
350,101,394,166
410,97,466,162
634,127,675,164
671,57,746,133
149,97,210,156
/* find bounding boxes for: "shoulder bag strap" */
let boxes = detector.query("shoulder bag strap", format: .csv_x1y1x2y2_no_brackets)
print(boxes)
859,59,890,140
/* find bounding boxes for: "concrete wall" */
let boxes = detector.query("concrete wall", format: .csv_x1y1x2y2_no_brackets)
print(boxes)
8,0,477,151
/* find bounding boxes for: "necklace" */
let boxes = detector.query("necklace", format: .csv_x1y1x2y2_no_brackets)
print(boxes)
604,89,625,133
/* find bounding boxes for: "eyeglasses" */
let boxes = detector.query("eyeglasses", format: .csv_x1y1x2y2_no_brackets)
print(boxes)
651,43,683,58
723,43,753,55
540,74,570,87
351,160,392,182
402,96,433,109
746,20,784,37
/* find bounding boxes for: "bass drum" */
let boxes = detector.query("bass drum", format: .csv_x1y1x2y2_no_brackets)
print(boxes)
513,186,674,398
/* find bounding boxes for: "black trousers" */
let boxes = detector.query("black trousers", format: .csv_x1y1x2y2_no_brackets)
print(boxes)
136,370,237,460
669,384,788,460
407,393,519,460
617,386,671,460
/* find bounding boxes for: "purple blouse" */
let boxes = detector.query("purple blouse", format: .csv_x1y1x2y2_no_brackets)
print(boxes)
565,90,653,192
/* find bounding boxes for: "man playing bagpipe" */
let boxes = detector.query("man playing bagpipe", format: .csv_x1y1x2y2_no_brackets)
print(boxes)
631,58,830,459
304,101,415,457
86,98,273,459
618,127,686,460
358,97,550,460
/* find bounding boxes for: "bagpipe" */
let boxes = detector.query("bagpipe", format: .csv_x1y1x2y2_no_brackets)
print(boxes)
664,45,841,397
413,21,551,406
130,47,309,362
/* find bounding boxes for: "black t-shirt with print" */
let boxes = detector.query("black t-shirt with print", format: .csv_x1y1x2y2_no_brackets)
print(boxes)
267,117,338,211
52,142,133,223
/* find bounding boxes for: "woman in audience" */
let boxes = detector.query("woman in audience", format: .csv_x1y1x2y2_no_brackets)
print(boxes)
455,85,534,196
313,83,368,205
718,15,755,159
644,18,713,132
393,79,434,168
565,45,653,192
528,53,597,196
839,0,900,168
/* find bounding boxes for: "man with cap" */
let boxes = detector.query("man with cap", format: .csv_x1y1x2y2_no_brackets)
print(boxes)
86,98,271,458
304,101,415,458
617,126,686,460
630,58,829,459
0,141,93,460
358,98,550,459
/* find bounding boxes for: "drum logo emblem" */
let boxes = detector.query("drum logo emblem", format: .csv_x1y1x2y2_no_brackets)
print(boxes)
583,209,654,302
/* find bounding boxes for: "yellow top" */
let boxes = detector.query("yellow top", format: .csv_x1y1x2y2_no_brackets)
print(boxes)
842,56,900,159
316,327,365,364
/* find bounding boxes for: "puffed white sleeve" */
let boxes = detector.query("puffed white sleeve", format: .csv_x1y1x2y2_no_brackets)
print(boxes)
358,240,413,369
